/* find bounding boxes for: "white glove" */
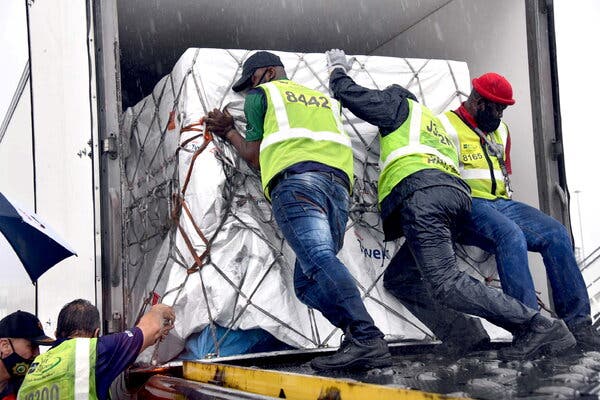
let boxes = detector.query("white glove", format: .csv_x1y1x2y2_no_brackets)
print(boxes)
326,48,354,73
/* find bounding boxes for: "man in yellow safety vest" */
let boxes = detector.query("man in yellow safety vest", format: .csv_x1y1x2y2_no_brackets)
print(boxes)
205,51,391,371
326,49,576,360
440,72,600,351
17,299,174,400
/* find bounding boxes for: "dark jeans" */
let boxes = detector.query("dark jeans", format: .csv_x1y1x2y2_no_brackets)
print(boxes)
383,185,538,337
458,197,591,327
271,171,383,341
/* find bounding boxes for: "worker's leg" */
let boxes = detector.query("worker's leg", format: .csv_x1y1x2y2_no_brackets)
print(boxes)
493,199,592,327
399,186,537,332
383,241,488,345
457,198,539,310
401,186,578,360
271,171,383,342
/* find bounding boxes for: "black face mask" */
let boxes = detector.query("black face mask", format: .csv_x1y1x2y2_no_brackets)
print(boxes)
475,103,501,132
1,340,33,379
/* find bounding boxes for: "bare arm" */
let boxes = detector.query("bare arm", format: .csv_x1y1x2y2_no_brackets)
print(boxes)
224,128,261,169
206,108,261,169
135,303,175,352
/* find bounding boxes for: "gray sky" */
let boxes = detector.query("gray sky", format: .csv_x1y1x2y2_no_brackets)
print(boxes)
0,0,599,260
0,1,27,120
554,0,600,261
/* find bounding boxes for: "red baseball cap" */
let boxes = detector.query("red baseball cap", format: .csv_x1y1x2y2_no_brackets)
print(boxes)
472,72,515,105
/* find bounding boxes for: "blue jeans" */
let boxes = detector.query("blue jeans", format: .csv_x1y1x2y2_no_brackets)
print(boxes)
458,197,591,327
270,171,383,342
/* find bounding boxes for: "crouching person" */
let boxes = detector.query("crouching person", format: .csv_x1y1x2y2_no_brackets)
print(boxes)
17,299,175,400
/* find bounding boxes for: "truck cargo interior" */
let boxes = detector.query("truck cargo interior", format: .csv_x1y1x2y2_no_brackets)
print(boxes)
69,0,600,398
108,0,567,318
113,0,563,222
2,0,599,398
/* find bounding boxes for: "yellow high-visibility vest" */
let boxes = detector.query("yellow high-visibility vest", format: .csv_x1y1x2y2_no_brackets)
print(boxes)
439,111,510,200
258,80,354,200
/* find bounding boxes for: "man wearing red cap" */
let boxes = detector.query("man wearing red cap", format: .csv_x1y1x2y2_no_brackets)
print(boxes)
326,50,577,361
0,311,54,400
440,72,600,350
387,72,599,355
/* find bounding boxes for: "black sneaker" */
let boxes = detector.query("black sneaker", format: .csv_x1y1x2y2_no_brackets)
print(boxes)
310,336,392,371
569,321,600,351
498,316,576,361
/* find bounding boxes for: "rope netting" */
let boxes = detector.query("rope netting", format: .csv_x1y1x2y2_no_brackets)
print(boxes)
120,48,514,361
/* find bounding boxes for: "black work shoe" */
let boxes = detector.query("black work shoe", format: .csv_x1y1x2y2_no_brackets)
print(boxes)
437,324,491,358
569,321,600,351
310,336,392,371
498,317,576,361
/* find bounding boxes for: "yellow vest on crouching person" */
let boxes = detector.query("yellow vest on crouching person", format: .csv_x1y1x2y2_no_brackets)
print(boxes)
378,99,461,204
258,80,354,200
18,338,98,400
438,111,510,200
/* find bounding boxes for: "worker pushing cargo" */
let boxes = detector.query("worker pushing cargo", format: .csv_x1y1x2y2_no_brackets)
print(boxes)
17,299,175,400
325,48,576,360
205,51,391,371
435,72,598,350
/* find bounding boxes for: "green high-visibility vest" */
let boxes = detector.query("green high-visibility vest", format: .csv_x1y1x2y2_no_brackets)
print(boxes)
439,111,510,200
378,99,460,203
258,80,354,200
18,338,98,400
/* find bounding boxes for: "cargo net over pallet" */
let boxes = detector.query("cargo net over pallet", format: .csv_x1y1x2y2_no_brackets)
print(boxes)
121,48,502,363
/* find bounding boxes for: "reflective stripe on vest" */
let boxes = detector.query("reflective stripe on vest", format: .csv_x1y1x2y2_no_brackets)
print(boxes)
440,111,509,199
258,80,354,199
377,100,460,203
75,339,91,400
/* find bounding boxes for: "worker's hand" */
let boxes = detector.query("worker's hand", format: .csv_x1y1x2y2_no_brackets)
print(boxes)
137,303,176,351
206,108,234,139
326,49,354,73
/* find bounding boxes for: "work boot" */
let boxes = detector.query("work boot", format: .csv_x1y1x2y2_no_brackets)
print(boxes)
568,321,600,351
498,314,576,361
310,336,392,371
437,320,491,358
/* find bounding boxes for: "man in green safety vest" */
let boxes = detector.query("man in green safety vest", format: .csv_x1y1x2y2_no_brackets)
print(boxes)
17,299,175,400
205,51,391,371
326,48,576,361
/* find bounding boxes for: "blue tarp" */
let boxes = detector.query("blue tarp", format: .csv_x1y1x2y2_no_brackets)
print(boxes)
179,324,293,359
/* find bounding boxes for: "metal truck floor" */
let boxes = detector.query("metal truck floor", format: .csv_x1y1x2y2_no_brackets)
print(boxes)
201,342,600,399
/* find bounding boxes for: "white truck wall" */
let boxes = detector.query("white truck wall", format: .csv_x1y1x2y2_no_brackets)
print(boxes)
0,1,99,331
370,0,550,307
0,84,36,316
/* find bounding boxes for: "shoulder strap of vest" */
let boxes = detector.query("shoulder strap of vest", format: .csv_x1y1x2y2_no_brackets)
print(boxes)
438,111,461,156
473,123,513,198
74,338,93,400
262,82,290,130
